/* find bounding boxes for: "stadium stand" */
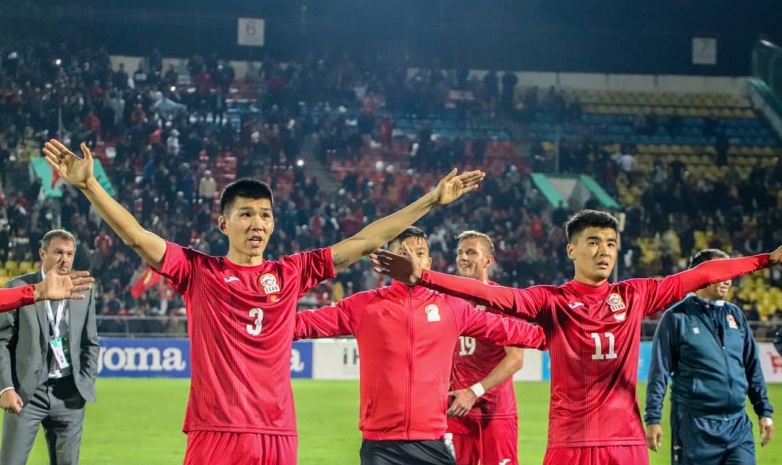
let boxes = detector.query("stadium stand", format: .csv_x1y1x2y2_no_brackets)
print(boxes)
0,43,780,338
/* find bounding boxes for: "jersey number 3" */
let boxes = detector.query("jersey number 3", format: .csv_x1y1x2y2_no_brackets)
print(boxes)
590,332,617,360
247,308,264,336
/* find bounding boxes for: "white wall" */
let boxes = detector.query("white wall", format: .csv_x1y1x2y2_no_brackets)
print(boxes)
110,55,258,83
114,55,749,95
759,343,782,384
409,68,750,95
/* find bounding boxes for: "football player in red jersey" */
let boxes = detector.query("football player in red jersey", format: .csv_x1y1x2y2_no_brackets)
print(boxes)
373,210,782,465
43,138,484,465
294,227,546,465
446,231,525,465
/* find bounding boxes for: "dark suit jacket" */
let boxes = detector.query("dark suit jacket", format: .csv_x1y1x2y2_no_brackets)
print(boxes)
0,271,99,404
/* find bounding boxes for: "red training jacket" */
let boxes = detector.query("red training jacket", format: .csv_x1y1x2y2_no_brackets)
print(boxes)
0,285,35,312
293,280,547,441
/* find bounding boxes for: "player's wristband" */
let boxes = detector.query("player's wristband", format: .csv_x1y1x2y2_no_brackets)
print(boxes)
469,382,486,398
764,418,773,426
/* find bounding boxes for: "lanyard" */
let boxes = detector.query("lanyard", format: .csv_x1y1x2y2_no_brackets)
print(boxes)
45,299,66,339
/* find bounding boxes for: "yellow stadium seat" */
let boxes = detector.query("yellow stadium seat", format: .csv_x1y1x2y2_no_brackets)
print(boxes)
18,261,33,272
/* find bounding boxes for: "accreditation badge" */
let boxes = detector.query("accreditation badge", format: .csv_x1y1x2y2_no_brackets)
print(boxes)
726,314,738,330
50,337,71,369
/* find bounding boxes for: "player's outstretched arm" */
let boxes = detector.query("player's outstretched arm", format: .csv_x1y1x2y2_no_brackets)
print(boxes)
677,247,780,295
43,140,167,269
293,292,367,340
456,302,547,350
0,286,36,313
329,168,484,272
640,248,781,315
371,243,545,318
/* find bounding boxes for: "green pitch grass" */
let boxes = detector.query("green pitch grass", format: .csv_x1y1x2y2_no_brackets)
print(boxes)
4,379,781,464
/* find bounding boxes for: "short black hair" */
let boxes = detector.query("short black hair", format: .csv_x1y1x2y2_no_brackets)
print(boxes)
564,210,619,243
388,226,429,250
689,248,730,269
219,179,274,214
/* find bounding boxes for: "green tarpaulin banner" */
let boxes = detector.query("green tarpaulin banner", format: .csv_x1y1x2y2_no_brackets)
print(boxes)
29,157,115,198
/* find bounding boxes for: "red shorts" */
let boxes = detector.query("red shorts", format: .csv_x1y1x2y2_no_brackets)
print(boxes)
447,415,518,465
184,431,297,465
543,445,648,465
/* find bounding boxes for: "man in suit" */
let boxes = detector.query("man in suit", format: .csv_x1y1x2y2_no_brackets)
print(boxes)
0,229,99,465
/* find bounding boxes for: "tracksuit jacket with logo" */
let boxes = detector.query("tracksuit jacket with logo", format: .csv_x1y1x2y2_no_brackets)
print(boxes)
645,294,773,424
293,280,547,441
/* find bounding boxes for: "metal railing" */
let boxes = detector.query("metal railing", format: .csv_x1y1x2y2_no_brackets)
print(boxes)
97,316,188,338
96,316,782,342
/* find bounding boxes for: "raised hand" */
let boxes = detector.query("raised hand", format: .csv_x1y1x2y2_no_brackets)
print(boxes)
770,245,782,267
42,139,94,190
432,168,485,206
34,270,94,302
370,242,422,286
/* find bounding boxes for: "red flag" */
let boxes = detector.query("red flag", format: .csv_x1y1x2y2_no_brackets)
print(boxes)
130,267,161,298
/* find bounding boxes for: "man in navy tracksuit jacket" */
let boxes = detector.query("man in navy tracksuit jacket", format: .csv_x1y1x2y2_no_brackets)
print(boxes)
775,329,782,356
645,249,774,465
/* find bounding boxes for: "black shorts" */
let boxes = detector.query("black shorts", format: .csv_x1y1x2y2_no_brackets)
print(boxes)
360,439,456,465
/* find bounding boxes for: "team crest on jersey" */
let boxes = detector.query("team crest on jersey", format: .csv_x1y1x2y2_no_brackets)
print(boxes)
607,293,626,312
475,305,486,312
425,304,441,322
259,273,280,294
726,314,738,329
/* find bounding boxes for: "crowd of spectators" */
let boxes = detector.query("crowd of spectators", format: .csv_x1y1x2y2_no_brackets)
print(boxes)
1,42,780,337
514,85,782,328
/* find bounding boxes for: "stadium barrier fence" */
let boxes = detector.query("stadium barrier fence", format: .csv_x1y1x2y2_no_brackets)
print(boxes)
96,338,782,383
96,316,782,341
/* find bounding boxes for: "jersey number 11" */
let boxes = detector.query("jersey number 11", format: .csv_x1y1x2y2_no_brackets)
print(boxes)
590,332,617,360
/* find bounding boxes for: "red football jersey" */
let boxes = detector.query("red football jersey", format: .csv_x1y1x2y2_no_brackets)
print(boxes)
450,282,518,419
158,241,335,435
420,253,770,448
519,278,681,448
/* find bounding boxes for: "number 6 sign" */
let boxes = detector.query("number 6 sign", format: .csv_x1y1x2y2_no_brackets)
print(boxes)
238,18,265,47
